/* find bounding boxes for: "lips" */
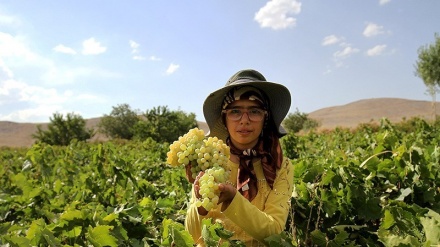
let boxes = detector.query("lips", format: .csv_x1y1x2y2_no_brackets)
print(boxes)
237,129,253,135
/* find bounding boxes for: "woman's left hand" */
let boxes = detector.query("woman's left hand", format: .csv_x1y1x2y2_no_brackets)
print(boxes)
218,183,237,211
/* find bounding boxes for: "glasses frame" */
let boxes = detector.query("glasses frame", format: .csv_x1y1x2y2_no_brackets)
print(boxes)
222,107,267,122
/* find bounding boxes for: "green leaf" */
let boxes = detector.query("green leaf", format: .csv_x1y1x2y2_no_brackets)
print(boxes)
161,218,194,247
381,209,395,229
60,209,85,221
103,212,118,223
310,229,327,246
264,232,294,247
356,197,382,221
395,187,412,201
86,225,118,247
41,228,62,246
156,197,175,209
170,227,195,247
329,230,349,247
2,235,31,246
63,226,83,238
320,189,338,217
321,170,336,186
26,218,45,244
215,227,234,240
420,209,440,245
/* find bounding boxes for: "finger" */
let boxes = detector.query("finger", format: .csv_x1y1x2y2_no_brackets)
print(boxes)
217,183,236,204
194,184,201,198
185,164,195,183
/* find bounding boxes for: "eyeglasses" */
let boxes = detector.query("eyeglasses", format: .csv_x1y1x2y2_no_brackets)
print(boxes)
222,107,267,122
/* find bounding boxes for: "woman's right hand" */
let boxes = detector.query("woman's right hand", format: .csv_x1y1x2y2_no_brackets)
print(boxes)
185,164,195,183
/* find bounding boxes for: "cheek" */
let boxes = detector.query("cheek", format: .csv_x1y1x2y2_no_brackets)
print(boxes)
256,122,264,133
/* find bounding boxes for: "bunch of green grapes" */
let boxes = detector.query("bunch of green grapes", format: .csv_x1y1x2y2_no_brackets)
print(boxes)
166,127,205,167
167,128,231,211
167,127,230,180
195,166,230,211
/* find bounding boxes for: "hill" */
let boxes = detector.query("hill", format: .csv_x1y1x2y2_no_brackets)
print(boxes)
0,98,438,148
308,98,439,130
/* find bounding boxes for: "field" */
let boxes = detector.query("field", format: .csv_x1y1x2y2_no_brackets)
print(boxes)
1,117,439,246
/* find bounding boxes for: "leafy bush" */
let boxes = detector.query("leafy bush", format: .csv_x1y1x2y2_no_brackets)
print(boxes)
99,104,197,143
132,106,197,143
32,112,94,145
98,103,140,140
283,109,319,133
282,118,440,246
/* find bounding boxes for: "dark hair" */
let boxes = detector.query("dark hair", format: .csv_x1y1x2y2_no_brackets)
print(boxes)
261,113,283,169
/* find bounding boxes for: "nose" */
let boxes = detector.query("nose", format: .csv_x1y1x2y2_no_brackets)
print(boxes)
239,112,251,123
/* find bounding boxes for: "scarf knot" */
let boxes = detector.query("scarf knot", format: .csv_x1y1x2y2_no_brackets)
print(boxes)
226,135,282,202
243,149,257,156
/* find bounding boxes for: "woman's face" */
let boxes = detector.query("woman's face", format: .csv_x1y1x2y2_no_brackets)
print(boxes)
224,99,265,150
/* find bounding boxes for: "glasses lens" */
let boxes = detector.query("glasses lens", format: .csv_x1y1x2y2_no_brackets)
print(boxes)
248,109,264,121
225,108,265,121
227,109,242,121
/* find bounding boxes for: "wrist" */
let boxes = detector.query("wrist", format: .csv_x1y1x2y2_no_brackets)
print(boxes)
221,191,236,212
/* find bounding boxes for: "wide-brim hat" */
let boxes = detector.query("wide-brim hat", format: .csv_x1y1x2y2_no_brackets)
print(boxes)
203,69,291,141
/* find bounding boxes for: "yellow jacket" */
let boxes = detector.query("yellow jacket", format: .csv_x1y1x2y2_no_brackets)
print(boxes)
185,157,294,246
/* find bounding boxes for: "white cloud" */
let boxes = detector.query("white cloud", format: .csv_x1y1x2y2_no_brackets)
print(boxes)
150,55,161,61
82,37,106,55
0,31,114,122
166,63,180,75
379,0,391,5
363,23,384,37
132,55,145,60
42,66,121,85
0,32,37,60
0,78,105,121
322,35,342,46
129,40,140,53
0,59,14,78
129,40,149,61
254,0,301,30
333,46,360,59
0,13,21,26
366,44,387,56
0,105,63,122
53,44,77,55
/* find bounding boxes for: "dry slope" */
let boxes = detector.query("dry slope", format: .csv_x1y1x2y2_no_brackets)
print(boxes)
308,98,439,130
0,98,438,147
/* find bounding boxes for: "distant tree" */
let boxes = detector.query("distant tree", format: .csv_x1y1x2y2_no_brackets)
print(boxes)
33,112,94,145
415,33,440,120
133,106,197,143
282,108,319,133
98,104,140,139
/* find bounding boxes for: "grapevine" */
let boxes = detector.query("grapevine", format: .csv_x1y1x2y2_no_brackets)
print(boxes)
167,127,231,210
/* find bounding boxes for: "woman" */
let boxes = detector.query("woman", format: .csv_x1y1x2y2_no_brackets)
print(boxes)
185,69,294,246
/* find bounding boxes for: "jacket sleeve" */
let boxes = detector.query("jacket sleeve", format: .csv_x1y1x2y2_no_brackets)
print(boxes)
221,157,294,243
184,186,210,246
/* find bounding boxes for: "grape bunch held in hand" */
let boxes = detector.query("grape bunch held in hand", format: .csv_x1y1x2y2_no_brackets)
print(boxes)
167,127,231,210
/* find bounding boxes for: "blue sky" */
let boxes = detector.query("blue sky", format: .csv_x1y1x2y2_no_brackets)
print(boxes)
1,0,439,123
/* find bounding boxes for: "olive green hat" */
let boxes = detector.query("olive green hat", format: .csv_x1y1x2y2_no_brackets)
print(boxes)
203,69,291,141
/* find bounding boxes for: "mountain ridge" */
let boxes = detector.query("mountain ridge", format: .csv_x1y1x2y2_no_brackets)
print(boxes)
1,98,438,148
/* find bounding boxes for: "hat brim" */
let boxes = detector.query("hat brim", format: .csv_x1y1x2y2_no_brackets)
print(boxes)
203,80,291,141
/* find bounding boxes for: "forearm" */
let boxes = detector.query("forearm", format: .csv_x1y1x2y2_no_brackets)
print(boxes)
222,191,290,242
222,158,294,242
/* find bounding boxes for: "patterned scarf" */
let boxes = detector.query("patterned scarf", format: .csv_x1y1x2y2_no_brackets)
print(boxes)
226,133,283,202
